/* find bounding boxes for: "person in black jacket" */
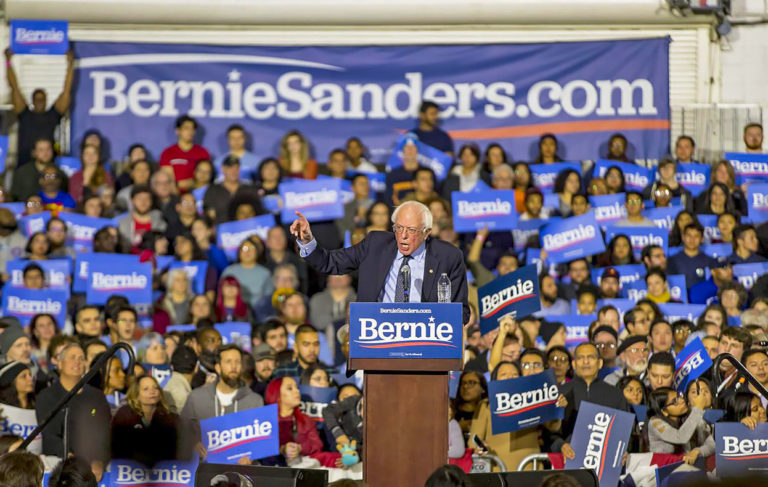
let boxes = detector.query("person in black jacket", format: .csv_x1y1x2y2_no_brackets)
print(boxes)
111,374,188,467
36,342,110,479
552,342,629,459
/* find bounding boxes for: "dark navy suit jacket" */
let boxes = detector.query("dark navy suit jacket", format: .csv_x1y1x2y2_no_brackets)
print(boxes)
304,231,470,324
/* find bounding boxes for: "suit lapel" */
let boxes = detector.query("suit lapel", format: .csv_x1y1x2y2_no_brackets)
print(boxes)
375,236,398,298
422,238,438,302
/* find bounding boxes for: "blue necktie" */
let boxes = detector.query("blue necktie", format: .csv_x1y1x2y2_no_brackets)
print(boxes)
394,255,411,303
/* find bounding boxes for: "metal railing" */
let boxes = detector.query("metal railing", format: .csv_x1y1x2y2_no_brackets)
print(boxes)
19,342,136,451
711,352,768,403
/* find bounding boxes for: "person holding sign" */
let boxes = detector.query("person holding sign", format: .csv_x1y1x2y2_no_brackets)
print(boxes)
264,377,324,466
647,386,714,465
291,200,469,324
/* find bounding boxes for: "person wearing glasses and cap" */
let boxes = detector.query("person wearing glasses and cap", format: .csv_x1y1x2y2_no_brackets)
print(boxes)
604,335,651,386
38,166,75,217
290,200,469,324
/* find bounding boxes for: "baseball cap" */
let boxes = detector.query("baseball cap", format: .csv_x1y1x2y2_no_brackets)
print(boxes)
601,267,620,281
253,343,275,362
712,256,731,269
222,155,240,167
617,335,648,356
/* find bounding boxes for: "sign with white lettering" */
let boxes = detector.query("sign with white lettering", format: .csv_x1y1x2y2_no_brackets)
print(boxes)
107,458,198,487
279,179,344,223
200,404,279,464
529,162,582,192
451,190,517,233
216,214,275,261
387,133,453,181
726,152,768,185
592,160,652,191
565,401,634,487
349,302,462,359
86,259,152,305
298,385,337,424
676,163,710,197
10,20,68,55
1,287,68,327
674,337,712,393
0,404,41,454
589,194,627,228
6,258,71,293
748,183,768,224
540,213,605,264
58,213,113,252
605,225,668,259
478,265,540,335
489,369,563,434
215,322,252,353
716,422,768,477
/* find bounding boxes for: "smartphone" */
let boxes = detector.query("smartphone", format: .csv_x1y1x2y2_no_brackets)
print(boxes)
473,434,488,452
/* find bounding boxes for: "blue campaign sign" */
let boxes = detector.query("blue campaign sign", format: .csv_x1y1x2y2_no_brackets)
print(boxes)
643,205,683,232
166,324,196,333
562,314,595,348
540,213,605,264
565,401,635,487
1,287,68,327
279,179,344,223
0,202,26,220
512,218,554,253
658,303,706,323
59,213,113,252
73,253,139,293
592,160,652,191
704,409,726,424
0,136,8,174
72,39,669,172
10,20,68,55
470,179,492,193
451,190,517,233
734,262,768,291
169,260,208,295
201,404,279,463
86,259,152,306
605,225,667,259
56,156,81,178
143,364,172,388
529,162,582,192
216,214,275,261
298,385,337,423
623,274,687,303
702,243,733,259
107,458,198,487
347,170,386,195
589,194,627,228
215,322,252,352
590,264,646,288
596,299,635,323
6,258,71,292
478,265,540,335
349,302,462,360
726,152,768,185
716,422,768,477
676,163,710,197
489,369,563,434
192,185,207,216
19,211,51,237
747,183,768,224
386,133,453,181
674,337,712,393
698,214,720,243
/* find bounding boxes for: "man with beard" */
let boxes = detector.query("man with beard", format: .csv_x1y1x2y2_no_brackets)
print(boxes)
117,185,167,254
535,274,570,317
182,344,264,463
250,343,276,396
604,335,650,386
279,292,333,365
190,327,222,388
559,258,591,301
273,324,331,378
11,138,68,202
744,123,763,153
599,267,621,299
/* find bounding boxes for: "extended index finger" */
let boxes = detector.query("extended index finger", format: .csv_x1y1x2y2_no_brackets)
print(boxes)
294,211,307,222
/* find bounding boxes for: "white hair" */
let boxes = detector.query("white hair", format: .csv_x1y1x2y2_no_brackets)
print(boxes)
391,200,433,231
492,163,514,180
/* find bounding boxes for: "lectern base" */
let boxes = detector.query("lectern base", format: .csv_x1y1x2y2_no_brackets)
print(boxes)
363,371,449,487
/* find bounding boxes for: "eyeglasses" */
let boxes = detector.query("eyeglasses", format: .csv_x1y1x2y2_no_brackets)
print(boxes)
595,342,616,350
664,394,685,408
461,380,480,388
674,328,691,335
521,362,543,370
26,201,42,208
549,356,570,364
393,224,424,236
42,173,59,181
628,346,649,355
627,200,643,206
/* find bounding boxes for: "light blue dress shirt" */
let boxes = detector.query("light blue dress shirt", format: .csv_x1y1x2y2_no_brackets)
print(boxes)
297,238,426,302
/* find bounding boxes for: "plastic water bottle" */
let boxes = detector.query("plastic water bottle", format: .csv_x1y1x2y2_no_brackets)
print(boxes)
438,273,451,303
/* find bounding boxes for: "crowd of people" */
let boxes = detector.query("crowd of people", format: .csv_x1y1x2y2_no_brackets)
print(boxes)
0,45,767,486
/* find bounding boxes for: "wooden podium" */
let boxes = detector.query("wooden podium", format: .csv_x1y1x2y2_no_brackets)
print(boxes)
349,303,463,487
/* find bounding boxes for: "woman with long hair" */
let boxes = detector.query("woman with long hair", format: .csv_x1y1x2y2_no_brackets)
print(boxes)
221,237,273,310
697,182,735,216
714,211,739,244
190,217,229,276
725,391,767,430
173,233,217,301
604,166,626,194
0,362,35,409
111,374,183,465
553,169,582,216
216,276,253,322
697,303,728,331
255,157,283,198
445,144,486,194
701,159,748,215
669,210,699,247
89,353,127,412
512,162,533,213
157,269,194,327
534,133,563,164
365,201,391,234
29,314,59,373
647,387,712,464
279,130,317,180
69,143,113,204
482,143,508,176
187,294,217,326
453,370,488,442
25,232,50,261
264,377,324,465
597,234,636,267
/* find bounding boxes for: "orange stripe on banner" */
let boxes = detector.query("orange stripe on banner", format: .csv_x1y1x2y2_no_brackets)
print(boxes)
448,119,671,140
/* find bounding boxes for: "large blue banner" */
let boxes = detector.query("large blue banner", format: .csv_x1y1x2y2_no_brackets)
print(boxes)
86,259,152,305
529,162,582,192
10,20,68,55
349,302,462,359
451,190,517,233
216,214,275,261
71,39,670,165
589,194,627,228
6,259,71,292
478,265,540,335
748,183,768,224
565,401,635,487
540,213,605,264
489,370,563,434
279,179,344,223
676,163,710,197
592,160,653,191
1,288,68,327
674,337,712,393
726,152,768,185
59,213,114,252
716,422,768,477
605,225,668,259
200,404,279,463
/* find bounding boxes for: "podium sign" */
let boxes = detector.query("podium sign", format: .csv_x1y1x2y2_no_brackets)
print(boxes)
349,302,462,360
